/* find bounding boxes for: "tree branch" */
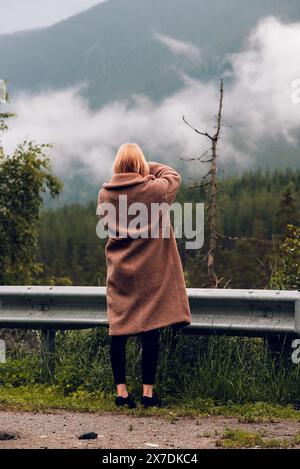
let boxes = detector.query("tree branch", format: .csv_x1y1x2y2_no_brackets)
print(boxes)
182,115,213,140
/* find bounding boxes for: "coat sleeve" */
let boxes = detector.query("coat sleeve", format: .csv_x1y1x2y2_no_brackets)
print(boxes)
148,162,181,204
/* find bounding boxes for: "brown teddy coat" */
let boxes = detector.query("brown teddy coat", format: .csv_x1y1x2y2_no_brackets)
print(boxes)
98,162,191,335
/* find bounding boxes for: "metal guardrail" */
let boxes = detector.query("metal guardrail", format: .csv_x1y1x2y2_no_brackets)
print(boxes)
0,286,299,335
0,286,299,381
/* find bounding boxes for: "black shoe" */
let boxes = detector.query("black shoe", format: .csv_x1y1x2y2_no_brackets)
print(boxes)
115,393,136,409
141,394,166,408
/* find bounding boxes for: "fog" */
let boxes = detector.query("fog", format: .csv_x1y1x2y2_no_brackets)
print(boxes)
2,16,300,182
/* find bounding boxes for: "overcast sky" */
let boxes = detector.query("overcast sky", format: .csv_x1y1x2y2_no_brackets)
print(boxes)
0,0,107,34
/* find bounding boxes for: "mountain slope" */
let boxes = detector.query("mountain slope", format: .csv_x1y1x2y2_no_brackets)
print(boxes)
1,0,300,207
0,0,299,107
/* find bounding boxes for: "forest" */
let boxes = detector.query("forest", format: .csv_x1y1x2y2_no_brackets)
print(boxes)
36,169,300,291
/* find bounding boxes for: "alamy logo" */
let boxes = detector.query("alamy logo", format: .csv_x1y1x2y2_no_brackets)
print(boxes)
291,79,300,104
291,339,300,364
0,79,7,104
96,196,205,249
0,340,5,364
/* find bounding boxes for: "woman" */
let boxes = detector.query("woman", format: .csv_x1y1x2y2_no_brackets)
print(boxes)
98,143,191,409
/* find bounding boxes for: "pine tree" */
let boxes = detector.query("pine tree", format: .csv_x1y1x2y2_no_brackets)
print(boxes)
274,182,300,238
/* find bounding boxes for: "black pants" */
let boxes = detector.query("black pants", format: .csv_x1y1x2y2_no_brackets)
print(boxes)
110,328,160,385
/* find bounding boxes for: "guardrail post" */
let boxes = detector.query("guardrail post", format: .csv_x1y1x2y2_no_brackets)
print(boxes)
40,329,56,384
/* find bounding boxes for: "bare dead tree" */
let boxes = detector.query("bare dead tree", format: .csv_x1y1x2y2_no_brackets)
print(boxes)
181,79,224,288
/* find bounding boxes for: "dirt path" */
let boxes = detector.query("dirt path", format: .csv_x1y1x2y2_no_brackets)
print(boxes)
0,410,300,449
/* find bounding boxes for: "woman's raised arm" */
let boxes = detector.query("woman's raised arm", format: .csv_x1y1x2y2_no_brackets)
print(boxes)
148,161,181,204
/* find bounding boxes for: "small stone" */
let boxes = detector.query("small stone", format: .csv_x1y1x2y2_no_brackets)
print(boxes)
78,432,98,440
0,432,17,441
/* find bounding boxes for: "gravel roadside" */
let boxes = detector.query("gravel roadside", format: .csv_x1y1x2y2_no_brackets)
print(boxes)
0,410,300,449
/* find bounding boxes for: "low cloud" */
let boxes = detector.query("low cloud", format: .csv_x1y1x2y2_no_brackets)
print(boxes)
2,16,300,183
226,16,300,147
153,32,203,63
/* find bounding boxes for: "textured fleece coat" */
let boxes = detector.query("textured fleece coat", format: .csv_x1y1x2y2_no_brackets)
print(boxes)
98,162,192,336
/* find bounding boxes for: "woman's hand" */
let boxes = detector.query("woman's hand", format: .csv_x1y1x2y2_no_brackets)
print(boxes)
147,162,181,204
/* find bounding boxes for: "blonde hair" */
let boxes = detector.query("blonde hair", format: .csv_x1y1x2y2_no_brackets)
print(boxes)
113,143,149,177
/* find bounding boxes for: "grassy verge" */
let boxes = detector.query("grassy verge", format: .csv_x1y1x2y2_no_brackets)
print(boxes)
1,385,300,422
215,429,300,449
1,328,300,425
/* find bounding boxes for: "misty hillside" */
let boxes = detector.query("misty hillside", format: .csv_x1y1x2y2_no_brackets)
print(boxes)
1,0,300,107
1,0,300,207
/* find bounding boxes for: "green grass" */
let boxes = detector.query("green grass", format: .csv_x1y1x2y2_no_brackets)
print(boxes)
1,327,300,416
1,385,300,422
215,429,292,449
216,428,300,448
